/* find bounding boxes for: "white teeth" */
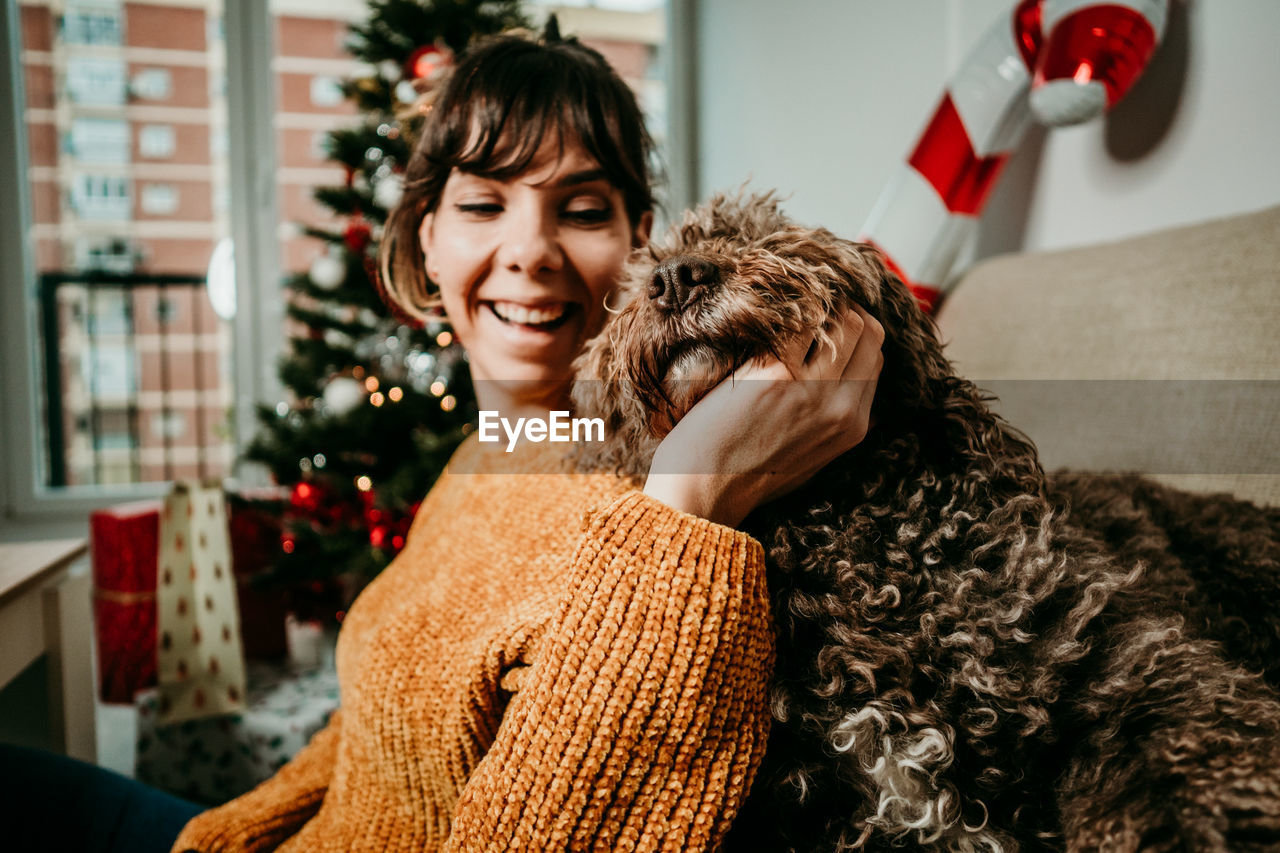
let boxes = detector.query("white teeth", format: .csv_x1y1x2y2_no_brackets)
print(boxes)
491,301,568,325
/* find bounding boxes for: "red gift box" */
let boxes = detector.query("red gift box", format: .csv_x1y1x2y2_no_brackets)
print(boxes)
90,499,162,704
227,488,289,661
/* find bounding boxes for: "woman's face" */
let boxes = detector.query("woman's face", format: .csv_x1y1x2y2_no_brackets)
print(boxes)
418,137,652,394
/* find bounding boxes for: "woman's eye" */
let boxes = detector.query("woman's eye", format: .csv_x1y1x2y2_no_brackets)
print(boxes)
563,204,612,224
456,203,502,216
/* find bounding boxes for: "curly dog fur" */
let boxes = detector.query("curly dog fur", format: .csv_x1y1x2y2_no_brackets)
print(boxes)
570,193,1280,852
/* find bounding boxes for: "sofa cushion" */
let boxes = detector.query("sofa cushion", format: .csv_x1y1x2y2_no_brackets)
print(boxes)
935,205,1280,506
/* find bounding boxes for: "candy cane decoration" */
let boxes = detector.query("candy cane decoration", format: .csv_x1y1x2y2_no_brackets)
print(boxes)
860,0,1168,311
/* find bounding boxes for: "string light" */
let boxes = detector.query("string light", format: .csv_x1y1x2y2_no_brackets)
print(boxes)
441,394,456,412
388,386,403,402
429,380,445,397
353,366,365,379
356,475,372,491
436,331,452,347
370,392,385,407
364,376,380,392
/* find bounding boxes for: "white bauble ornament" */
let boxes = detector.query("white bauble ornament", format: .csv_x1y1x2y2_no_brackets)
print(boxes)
277,220,303,242
323,328,351,349
394,79,418,106
378,59,401,82
374,172,404,210
309,252,346,291
322,376,364,416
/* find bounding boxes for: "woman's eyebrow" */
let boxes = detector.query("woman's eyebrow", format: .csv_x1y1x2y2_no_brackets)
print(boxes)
551,168,610,188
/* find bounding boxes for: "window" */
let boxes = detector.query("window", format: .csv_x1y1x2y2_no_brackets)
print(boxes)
6,0,235,499
69,118,130,163
62,1,123,47
138,124,176,158
66,56,127,105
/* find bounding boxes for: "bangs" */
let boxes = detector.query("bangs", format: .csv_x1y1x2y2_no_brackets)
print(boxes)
428,38,653,222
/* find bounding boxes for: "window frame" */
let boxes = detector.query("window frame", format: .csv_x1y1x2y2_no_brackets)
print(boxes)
0,0,282,535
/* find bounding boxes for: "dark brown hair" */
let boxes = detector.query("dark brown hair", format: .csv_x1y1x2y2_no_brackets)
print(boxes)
379,30,657,320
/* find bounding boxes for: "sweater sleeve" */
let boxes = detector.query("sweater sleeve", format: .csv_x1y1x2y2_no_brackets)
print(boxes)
444,490,775,852
170,709,342,853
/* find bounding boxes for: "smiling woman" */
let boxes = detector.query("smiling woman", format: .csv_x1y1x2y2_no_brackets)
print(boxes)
418,140,651,397
167,27,781,852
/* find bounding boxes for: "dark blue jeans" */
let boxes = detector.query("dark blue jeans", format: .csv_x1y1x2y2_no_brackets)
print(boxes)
0,743,205,853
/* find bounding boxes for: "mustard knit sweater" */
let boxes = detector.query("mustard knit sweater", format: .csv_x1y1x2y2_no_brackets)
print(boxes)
172,436,773,852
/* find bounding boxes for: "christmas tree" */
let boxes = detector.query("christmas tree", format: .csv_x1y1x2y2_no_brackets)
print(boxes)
244,0,529,619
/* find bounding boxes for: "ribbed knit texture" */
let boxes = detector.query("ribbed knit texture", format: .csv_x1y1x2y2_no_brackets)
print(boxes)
172,436,773,852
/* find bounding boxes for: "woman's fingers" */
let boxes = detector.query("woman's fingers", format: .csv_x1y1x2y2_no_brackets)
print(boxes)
841,306,884,381
736,305,881,385
804,307,865,377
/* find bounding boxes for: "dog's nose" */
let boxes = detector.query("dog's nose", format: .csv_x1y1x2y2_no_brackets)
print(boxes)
648,255,720,313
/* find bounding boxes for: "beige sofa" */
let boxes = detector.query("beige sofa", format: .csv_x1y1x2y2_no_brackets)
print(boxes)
935,204,1279,508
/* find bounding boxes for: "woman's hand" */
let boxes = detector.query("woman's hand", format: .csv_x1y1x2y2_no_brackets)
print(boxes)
642,306,885,528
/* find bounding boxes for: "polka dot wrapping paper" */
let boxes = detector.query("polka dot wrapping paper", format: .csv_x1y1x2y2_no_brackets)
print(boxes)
155,481,248,725
134,658,339,805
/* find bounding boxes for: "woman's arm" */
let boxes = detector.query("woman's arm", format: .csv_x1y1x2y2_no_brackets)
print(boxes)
444,491,774,852
170,709,342,853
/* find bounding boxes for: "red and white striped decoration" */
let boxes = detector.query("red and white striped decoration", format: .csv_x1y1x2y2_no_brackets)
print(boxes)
860,0,1167,312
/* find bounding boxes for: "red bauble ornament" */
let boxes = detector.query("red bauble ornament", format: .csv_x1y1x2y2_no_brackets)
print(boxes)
343,219,373,253
291,481,321,513
406,44,451,81
369,523,390,550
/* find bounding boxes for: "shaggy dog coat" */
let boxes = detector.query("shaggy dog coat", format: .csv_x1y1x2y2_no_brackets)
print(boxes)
570,194,1280,852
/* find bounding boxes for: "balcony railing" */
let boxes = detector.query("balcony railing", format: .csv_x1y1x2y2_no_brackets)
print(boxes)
39,272,233,488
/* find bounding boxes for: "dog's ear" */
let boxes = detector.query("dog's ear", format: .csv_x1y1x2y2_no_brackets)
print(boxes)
836,240,955,413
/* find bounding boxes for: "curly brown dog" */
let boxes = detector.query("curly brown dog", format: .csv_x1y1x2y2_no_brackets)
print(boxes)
571,193,1280,852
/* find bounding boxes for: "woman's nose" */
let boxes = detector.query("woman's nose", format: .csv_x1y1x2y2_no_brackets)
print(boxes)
499,209,564,275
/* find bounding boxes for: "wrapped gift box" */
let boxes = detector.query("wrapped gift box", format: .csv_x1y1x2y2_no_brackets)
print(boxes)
135,657,339,805
90,490,294,705
90,500,163,703
227,489,290,661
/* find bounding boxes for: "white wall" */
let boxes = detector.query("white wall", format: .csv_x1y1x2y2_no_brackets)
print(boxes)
694,0,1280,262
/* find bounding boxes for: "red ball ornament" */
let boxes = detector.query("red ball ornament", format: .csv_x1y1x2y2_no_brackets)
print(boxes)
369,524,390,549
343,219,373,253
291,481,320,513
406,44,451,81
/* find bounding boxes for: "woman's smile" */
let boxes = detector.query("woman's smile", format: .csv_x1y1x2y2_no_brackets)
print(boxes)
476,299,581,355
